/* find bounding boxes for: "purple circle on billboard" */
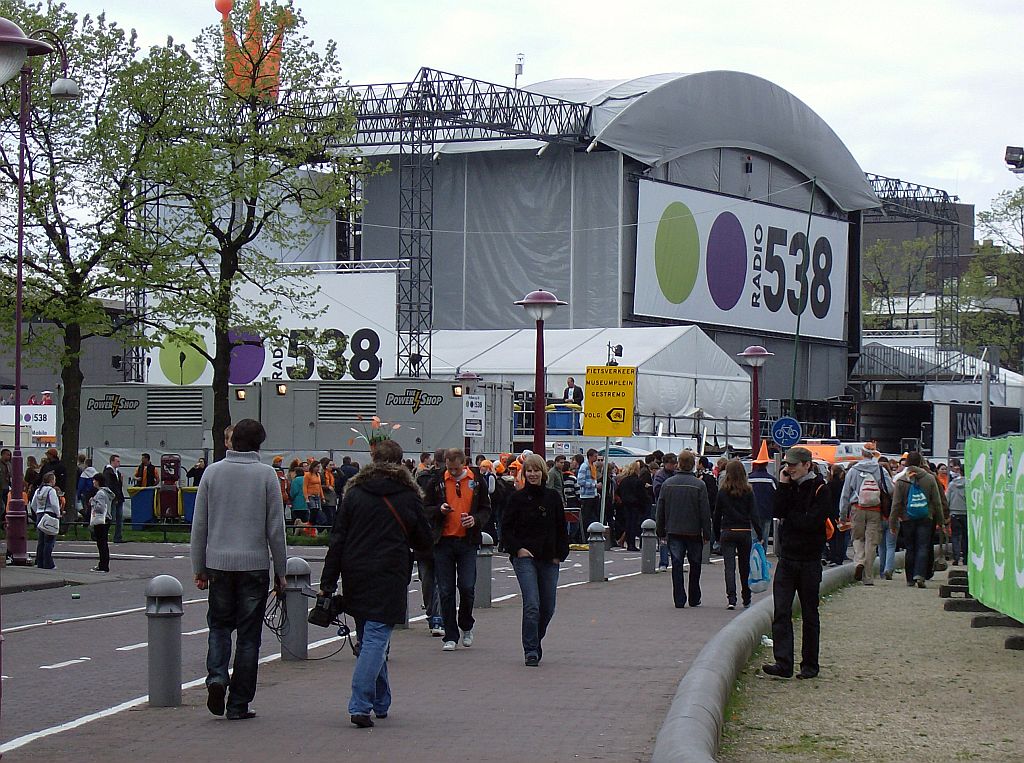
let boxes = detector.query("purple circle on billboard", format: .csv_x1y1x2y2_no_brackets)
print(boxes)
228,330,265,385
706,212,747,311
23,413,30,422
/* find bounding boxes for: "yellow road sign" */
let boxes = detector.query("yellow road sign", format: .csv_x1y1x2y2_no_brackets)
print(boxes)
582,365,636,437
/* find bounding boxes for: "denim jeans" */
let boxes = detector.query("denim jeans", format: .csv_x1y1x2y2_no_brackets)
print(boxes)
417,558,442,629
667,535,704,607
877,525,896,576
950,514,968,563
900,518,933,582
658,540,670,567
434,536,477,642
771,558,822,675
206,569,270,714
720,530,753,605
512,556,559,659
348,620,393,717
35,532,56,569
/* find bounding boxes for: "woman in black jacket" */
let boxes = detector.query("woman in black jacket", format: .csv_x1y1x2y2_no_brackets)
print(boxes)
502,454,570,667
615,460,649,551
713,460,763,609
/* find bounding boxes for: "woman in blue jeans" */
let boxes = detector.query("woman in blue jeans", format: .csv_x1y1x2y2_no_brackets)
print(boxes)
502,454,570,667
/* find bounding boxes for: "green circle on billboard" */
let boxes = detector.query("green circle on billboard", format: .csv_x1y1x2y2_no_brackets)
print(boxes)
159,336,208,385
655,201,700,304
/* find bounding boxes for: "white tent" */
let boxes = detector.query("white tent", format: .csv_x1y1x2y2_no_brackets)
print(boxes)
430,325,750,424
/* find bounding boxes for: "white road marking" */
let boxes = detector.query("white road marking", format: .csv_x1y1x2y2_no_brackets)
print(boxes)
491,593,518,602
39,657,91,670
3,597,208,634
183,628,209,636
608,571,643,581
2,570,638,752
53,551,156,560
114,642,147,652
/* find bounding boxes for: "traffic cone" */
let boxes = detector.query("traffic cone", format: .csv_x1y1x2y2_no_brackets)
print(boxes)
753,441,770,463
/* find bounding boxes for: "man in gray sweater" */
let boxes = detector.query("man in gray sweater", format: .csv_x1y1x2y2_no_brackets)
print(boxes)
191,418,287,721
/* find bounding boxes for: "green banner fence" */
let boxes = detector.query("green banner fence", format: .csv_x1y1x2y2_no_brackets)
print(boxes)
965,434,1024,623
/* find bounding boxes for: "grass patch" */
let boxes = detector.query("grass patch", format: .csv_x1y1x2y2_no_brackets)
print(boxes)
772,733,849,759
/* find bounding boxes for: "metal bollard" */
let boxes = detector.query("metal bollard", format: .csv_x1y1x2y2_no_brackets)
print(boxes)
146,575,183,707
476,532,495,608
640,519,658,574
587,522,607,582
283,557,311,661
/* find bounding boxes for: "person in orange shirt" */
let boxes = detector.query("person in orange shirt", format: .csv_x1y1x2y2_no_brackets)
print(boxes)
425,448,491,652
304,460,325,524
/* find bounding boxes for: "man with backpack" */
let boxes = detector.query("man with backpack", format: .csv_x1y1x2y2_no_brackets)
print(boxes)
890,451,944,588
839,443,893,585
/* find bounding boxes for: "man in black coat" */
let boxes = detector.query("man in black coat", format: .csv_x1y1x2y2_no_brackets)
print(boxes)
320,440,433,728
763,446,830,680
103,454,126,543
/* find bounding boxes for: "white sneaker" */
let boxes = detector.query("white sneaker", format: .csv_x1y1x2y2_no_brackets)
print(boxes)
442,641,457,651
461,629,474,648
429,625,444,637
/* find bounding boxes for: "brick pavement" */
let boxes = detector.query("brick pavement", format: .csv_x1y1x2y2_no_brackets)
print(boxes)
5,564,742,763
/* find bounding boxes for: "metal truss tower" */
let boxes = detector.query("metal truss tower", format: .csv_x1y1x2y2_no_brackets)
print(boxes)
864,173,961,349
282,67,590,376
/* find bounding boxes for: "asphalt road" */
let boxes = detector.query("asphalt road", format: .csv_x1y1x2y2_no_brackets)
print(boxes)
1,541,643,746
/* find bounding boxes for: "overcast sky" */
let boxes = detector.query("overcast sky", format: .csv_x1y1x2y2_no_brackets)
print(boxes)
66,0,1023,225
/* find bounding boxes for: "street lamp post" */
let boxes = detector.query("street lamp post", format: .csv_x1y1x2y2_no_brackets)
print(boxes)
0,18,80,564
515,290,566,457
737,345,774,456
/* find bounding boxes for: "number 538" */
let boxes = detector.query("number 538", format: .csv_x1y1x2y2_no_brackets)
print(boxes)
286,328,382,381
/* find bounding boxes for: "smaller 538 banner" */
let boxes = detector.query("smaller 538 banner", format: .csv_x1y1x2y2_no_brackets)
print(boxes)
965,435,1024,622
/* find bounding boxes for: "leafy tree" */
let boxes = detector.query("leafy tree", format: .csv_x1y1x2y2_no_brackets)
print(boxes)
960,188,1024,372
129,0,380,459
860,236,933,331
0,1,170,498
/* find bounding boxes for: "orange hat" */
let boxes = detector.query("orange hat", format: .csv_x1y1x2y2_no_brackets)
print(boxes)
495,462,506,475
272,456,283,465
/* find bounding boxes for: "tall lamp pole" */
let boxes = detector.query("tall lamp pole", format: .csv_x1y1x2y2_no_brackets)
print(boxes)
738,345,774,456
0,18,80,565
515,290,566,457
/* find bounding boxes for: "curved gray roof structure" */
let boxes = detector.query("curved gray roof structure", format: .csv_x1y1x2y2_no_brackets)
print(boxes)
526,71,878,212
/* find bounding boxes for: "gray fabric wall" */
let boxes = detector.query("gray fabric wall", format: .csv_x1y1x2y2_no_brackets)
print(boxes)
360,148,620,330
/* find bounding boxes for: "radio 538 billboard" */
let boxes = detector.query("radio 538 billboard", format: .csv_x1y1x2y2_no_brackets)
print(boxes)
148,271,397,386
633,180,850,341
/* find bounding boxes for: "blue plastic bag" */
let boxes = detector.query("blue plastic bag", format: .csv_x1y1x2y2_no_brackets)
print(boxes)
748,540,772,593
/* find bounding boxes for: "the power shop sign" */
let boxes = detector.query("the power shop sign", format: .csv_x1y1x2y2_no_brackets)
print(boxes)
633,180,850,341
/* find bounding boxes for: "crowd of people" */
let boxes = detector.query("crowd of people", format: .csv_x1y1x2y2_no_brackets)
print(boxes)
7,429,964,724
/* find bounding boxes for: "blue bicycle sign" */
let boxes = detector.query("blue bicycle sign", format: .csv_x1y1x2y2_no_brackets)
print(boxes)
771,417,802,448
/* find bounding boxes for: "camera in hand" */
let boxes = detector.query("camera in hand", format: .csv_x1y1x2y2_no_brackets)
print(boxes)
307,593,346,627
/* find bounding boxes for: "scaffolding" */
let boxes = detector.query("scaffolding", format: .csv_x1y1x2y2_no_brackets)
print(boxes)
864,173,961,350
280,67,591,376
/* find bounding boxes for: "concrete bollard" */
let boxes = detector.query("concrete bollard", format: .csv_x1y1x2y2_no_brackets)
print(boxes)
283,557,311,661
476,532,494,608
588,522,607,582
640,519,658,574
145,575,183,707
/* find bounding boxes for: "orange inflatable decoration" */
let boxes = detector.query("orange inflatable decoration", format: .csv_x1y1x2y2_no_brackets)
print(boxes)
216,0,294,102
